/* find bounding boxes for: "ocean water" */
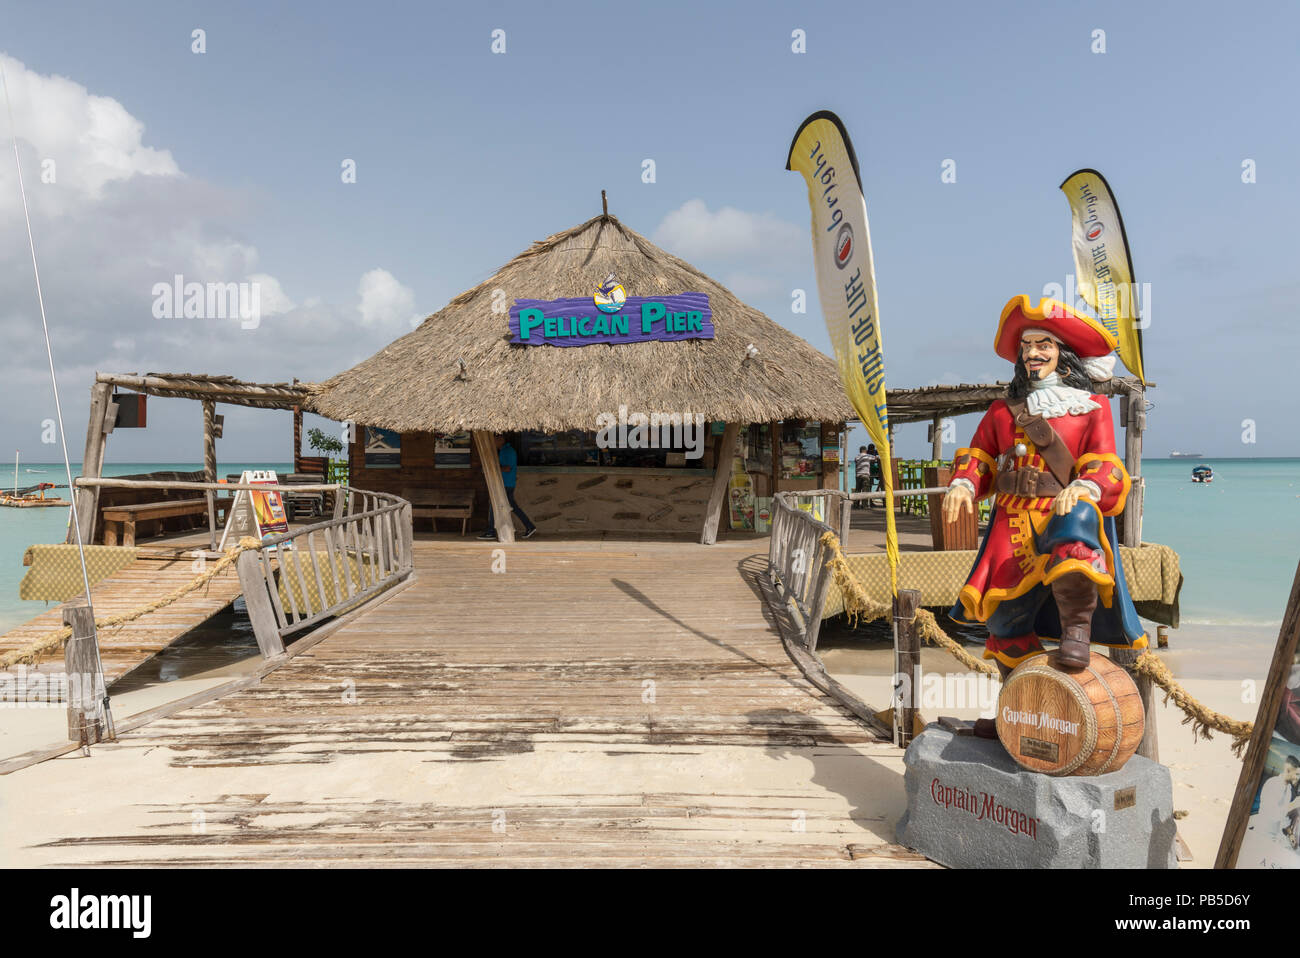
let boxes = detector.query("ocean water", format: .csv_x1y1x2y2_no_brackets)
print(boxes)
841,457,1300,630
0,462,291,634
2,459,1297,638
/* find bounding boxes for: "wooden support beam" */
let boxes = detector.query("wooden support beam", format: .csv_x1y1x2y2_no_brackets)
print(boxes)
63,603,107,745
235,550,286,658
1111,645,1159,762
893,589,921,749
700,421,740,545
1121,387,1145,548
203,399,218,552
69,381,113,545
472,430,514,544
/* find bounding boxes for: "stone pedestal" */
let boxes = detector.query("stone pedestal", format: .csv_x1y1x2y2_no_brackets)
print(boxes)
895,724,1177,868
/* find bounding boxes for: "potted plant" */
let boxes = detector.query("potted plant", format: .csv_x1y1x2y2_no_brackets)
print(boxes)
306,426,349,485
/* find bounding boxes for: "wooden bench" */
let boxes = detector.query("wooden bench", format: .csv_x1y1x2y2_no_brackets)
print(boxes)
402,488,474,536
101,498,229,547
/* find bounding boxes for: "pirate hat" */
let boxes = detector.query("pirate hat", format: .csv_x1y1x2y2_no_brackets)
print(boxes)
994,294,1118,363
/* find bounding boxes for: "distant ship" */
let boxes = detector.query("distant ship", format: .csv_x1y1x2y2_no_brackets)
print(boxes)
1169,451,1204,459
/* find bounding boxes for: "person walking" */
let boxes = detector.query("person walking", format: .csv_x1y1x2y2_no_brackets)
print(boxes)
478,435,538,540
854,444,880,509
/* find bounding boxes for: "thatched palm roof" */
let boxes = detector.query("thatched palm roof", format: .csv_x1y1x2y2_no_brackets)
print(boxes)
310,213,853,433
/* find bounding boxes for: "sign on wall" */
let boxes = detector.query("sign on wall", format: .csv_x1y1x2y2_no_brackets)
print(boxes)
509,289,714,348
435,432,471,469
364,427,401,468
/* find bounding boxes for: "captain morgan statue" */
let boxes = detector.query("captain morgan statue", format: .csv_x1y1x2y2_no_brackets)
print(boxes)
942,294,1149,678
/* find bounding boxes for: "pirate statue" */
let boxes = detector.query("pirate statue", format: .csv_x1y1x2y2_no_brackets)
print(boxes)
942,294,1148,679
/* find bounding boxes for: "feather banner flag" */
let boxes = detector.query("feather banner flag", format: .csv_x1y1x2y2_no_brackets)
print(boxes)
786,110,898,593
1060,168,1146,384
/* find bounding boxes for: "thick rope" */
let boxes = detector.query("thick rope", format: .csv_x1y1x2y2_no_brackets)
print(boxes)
0,536,263,670
1132,650,1253,757
821,531,997,676
818,530,1254,749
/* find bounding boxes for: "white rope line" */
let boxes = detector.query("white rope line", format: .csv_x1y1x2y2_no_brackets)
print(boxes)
0,60,114,739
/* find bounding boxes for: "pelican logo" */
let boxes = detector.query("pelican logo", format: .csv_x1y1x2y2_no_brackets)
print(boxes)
593,272,627,313
1085,221,1104,242
834,223,854,269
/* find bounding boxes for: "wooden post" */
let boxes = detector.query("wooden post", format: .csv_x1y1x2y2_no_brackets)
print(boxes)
69,381,115,545
1216,559,1300,868
1121,386,1145,548
770,420,779,494
292,404,303,473
63,603,107,744
893,589,921,748
930,414,943,461
838,493,853,550
701,422,741,545
472,430,515,544
1111,644,1159,762
203,399,218,552
235,550,286,658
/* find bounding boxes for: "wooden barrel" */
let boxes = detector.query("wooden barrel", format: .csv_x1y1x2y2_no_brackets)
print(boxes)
996,652,1145,776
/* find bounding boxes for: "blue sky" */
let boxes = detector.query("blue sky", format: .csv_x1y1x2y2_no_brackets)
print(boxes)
0,0,1295,463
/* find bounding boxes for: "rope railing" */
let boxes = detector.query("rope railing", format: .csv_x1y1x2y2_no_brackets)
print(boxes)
817,528,1255,755
0,536,263,670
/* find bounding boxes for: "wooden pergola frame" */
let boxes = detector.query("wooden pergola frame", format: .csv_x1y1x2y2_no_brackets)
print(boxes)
70,372,319,546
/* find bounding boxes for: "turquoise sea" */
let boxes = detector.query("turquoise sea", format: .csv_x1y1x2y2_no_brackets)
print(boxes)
1,458,1297,639
0,461,291,634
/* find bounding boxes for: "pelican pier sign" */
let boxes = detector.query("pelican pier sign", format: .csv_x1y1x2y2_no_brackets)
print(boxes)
508,292,714,347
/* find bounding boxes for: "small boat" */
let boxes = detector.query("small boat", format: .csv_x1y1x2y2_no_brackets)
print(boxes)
1191,465,1213,483
1171,451,1204,459
0,470,69,507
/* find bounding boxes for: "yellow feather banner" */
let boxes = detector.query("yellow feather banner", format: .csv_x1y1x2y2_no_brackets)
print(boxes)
786,111,898,594
1060,168,1146,384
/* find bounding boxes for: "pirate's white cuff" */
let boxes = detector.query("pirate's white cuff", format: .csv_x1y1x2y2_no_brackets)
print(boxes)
1068,479,1101,502
948,478,976,497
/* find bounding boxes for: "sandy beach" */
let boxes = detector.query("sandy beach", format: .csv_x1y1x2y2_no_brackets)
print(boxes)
819,619,1277,867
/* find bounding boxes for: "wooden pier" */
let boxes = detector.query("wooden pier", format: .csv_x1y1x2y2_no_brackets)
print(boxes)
0,534,927,867
0,548,243,682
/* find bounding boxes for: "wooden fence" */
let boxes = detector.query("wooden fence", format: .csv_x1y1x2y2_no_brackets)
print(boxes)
767,490,848,652
236,488,413,657
767,485,948,652
71,477,414,659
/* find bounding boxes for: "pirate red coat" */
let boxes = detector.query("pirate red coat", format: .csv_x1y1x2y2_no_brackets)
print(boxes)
949,395,1131,626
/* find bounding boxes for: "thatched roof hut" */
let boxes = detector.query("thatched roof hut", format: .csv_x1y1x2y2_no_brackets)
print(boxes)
310,212,853,432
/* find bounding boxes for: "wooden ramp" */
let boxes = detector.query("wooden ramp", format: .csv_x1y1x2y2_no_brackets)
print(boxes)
2,536,928,867
0,554,242,682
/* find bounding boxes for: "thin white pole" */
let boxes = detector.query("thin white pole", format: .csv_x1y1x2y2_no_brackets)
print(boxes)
1,61,114,740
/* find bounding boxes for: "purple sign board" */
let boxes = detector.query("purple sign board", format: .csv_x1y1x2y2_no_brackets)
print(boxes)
508,293,713,347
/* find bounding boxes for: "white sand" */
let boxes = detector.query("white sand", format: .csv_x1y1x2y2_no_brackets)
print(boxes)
820,629,1269,868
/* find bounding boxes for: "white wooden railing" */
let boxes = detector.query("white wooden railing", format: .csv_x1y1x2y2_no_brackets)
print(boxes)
71,478,414,658
767,489,849,652
766,485,947,651
235,487,413,657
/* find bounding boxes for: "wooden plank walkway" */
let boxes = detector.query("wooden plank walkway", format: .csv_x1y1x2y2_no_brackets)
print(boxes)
0,554,242,682
1,536,927,867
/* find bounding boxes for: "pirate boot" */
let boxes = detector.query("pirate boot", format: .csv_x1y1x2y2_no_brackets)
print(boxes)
1051,571,1097,669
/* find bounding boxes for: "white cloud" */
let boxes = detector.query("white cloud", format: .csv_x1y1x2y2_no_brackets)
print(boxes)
0,55,417,461
0,53,179,212
357,268,422,329
247,273,294,317
652,198,804,262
